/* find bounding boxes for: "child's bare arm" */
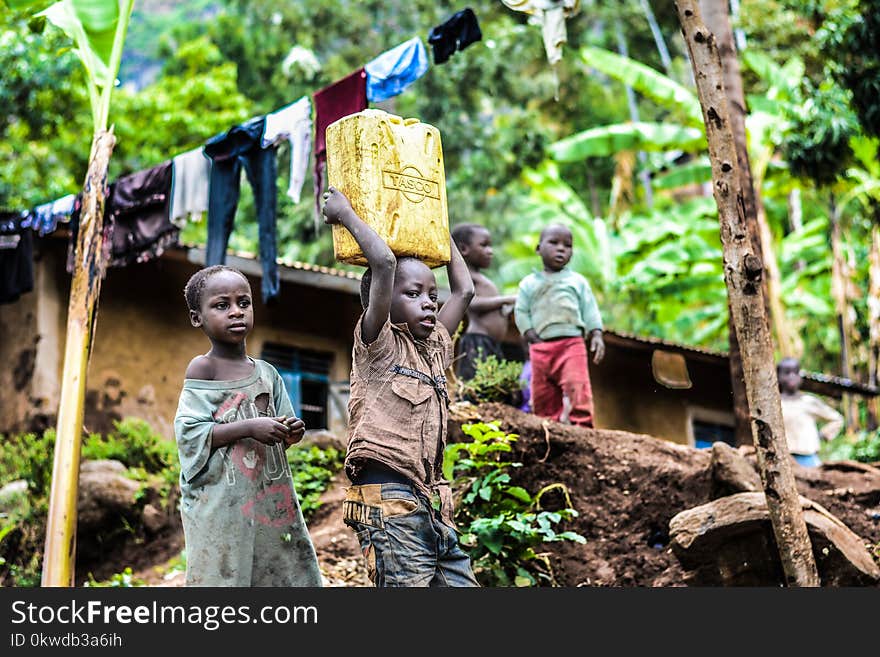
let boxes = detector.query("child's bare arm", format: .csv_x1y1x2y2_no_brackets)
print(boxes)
438,236,476,335
469,294,518,314
211,417,291,448
322,187,396,344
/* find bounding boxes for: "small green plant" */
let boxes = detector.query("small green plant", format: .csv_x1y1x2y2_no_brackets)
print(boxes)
456,355,525,404
84,567,145,587
286,444,344,521
446,421,586,586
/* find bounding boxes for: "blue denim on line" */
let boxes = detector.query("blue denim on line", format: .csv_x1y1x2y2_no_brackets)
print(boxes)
345,482,479,587
204,116,280,305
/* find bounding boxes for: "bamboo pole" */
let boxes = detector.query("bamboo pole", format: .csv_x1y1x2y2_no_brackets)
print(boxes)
41,128,116,587
675,0,820,586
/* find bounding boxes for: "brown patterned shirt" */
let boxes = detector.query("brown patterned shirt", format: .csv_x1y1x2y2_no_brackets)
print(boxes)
345,316,455,525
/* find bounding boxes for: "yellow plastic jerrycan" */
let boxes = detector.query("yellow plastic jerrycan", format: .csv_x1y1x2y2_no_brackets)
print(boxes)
326,109,450,268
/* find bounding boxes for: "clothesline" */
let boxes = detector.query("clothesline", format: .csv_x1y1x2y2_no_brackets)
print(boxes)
0,8,484,306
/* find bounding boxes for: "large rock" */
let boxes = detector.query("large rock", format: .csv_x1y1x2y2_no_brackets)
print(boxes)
299,429,346,452
669,491,880,586
709,442,761,498
77,459,142,530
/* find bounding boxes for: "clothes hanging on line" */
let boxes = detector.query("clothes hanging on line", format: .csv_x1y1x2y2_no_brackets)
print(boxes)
28,194,76,236
312,68,367,222
0,217,33,305
365,36,429,102
500,0,580,66
66,163,177,273
170,147,212,228
107,161,176,268
0,210,29,235
204,115,281,305
427,7,483,64
262,96,312,203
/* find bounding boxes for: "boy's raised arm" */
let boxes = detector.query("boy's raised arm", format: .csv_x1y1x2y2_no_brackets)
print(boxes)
322,187,396,344
438,236,475,335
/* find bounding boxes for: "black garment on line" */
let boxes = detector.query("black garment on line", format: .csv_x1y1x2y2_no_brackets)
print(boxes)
204,116,280,305
66,164,177,273
0,227,34,305
106,161,176,267
427,7,482,64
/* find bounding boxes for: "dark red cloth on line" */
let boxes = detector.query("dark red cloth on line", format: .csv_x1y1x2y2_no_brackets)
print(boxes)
312,68,367,220
529,336,595,428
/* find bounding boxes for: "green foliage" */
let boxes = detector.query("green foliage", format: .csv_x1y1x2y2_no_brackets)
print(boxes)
109,35,251,177
0,419,178,587
782,81,859,187
820,0,880,138
446,421,585,586
578,45,703,127
11,0,135,131
820,428,880,463
456,355,524,405
286,444,344,521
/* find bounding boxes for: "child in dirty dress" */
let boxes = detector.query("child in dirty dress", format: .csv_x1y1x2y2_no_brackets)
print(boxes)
173,265,322,586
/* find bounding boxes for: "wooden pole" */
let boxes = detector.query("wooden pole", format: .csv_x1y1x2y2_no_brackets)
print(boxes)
41,128,116,587
675,0,820,586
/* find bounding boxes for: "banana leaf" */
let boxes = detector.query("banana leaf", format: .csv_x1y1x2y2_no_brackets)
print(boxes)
580,45,703,127
551,122,705,162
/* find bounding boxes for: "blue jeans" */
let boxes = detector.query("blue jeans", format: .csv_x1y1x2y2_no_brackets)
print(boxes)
204,116,280,305
342,483,479,587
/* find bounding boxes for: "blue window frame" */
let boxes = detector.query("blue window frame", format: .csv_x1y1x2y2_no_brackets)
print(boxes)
262,343,332,429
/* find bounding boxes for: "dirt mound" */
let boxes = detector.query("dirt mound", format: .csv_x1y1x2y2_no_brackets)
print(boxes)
465,402,880,587
121,403,879,587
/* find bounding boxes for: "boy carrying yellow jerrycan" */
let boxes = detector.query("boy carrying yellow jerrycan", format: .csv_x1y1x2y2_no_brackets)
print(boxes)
325,109,450,267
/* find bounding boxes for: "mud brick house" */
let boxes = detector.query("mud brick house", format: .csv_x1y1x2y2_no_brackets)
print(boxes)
2,235,876,445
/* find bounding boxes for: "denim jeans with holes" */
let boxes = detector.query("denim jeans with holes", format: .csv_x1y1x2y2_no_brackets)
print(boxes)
342,483,479,587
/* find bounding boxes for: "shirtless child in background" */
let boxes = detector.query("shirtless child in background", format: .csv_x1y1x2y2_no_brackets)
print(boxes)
451,223,516,381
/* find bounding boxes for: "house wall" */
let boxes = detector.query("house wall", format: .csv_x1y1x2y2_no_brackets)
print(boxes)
589,343,734,445
1,239,361,440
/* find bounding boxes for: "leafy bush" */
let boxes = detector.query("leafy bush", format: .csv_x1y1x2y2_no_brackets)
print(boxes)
0,419,179,587
820,428,880,464
287,444,344,521
445,421,585,586
456,355,525,405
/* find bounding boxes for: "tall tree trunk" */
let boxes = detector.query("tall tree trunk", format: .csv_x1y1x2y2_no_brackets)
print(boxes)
868,224,880,430
699,0,775,442
42,129,116,587
830,196,857,432
676,0,820,586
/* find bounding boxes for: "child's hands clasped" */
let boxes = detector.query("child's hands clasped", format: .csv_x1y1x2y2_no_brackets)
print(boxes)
246,416,305,446
279,415,306,447
247,417,295,445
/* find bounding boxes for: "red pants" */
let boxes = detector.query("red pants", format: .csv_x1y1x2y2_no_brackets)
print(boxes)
529,336,595,427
